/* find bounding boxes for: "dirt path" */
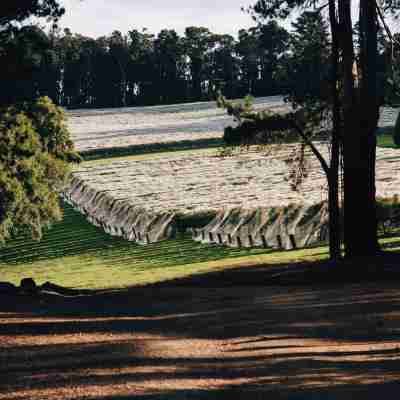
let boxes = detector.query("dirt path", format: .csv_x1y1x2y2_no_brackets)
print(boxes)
1,281,400,399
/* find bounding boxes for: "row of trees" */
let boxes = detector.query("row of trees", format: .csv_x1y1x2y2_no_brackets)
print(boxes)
1,15,342,108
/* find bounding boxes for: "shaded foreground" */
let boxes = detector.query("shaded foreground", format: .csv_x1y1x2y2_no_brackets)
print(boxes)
2,259,400,399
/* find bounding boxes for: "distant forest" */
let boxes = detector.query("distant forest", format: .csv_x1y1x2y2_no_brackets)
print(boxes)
0,13,393,109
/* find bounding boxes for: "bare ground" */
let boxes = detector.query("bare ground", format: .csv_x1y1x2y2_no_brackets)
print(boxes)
2,260,400,399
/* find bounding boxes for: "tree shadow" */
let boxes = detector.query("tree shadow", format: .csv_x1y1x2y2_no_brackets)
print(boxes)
2,337,400,399
2,252,400,399
79,381,400,400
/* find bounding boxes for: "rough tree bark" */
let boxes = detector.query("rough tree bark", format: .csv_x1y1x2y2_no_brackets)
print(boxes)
341,0,380,258
328,0,342,261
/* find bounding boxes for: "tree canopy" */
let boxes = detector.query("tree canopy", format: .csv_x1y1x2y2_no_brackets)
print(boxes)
0,97,80,242
247,0,400,260
0,0,65,27
0,0,79,243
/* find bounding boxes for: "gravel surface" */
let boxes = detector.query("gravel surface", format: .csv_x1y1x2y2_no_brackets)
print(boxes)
2,282,400,399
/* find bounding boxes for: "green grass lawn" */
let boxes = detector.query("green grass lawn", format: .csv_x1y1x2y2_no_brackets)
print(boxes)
377,129,398,148
0,203,328,289
1,203,399,289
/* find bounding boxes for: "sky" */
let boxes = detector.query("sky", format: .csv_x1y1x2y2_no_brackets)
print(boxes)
57,1,399,39
59,0,257,38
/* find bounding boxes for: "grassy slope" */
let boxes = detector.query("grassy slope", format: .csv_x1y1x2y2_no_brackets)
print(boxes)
0,132,397,290
1,203,399,289
0,203,330,289
377,129,398,148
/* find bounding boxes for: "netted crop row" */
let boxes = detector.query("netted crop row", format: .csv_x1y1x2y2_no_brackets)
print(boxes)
63,177,176,244
67,95,399,152
191,202,329,250
64,145,400,248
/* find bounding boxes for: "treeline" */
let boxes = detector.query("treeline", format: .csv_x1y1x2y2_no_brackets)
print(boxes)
0,20,295,108
0,12,393,109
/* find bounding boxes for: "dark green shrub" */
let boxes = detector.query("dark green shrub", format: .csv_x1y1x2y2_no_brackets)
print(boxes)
0,97,80,242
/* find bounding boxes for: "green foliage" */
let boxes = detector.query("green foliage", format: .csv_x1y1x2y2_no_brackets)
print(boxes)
0,25,62,106
217,93,301,146
0,20,292,109
235,23,289,96
184,26,217,100
0,97,79,242
216,93,254,123
23,96,80,162
216,11,331,151
286,11,331,107
0,0,64,27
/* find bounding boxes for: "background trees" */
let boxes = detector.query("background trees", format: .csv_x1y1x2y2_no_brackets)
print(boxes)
0,21,302,108
0,0,79,243
0,0,64,28
3,8,399,114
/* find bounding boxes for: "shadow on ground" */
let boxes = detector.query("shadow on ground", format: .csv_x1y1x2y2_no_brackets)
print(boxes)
1,253,400,399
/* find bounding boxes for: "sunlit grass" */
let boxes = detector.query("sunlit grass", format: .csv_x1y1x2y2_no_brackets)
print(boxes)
1,203,399,289
0,203,320,289
377,129,398,149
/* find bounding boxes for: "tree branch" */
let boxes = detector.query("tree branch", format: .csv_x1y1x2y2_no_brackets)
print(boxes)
289,117,330,176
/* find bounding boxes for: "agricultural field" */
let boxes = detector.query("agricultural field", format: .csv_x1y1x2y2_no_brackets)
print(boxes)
64,96,400,251
70,146,400,215
1,96,400,288
65,144,400,249
68,96,399,153
68,96,284,152
2,98,400,400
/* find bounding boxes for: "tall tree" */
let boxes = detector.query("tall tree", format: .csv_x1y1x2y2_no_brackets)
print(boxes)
236,28,260,96
209,34,240,98
108,31,130,107
126,29,158,105
184,27,216,100
154,29,186,104
0,24,65,107
258,21,289,95
287,11,330,102
252,0,400,259
0,1,79,243
0,97,79,242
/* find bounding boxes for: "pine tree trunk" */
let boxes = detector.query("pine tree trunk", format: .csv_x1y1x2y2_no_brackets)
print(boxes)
328,0,342,261
343,121,379,257
341,0,380,258
328,168,341,260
